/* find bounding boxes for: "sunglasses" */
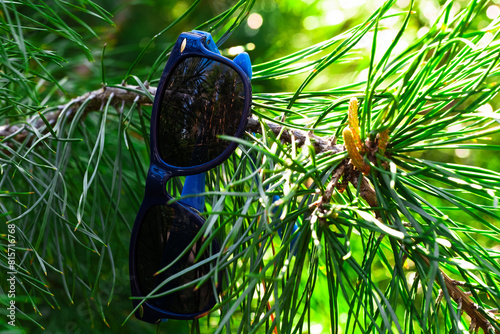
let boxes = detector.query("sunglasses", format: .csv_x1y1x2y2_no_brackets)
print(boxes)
129,30,252,323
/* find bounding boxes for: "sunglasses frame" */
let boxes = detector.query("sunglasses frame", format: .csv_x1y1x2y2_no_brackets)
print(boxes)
129,31,252,323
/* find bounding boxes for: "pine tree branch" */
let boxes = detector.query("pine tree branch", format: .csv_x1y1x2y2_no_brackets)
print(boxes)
418,253,499,334
308,124,500,333
1,85,344,156
347,168,500,334
246,117,343,154
0,85,157,146
3,85,498,332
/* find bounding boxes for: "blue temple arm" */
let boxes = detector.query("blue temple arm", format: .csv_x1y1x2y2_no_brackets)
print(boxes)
181,31,252,213
181,173,206,212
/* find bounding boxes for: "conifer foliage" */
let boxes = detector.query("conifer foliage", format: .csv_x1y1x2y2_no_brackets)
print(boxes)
1,1,500,333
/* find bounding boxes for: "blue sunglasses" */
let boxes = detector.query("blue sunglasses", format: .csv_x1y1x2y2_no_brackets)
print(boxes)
129,30,252,323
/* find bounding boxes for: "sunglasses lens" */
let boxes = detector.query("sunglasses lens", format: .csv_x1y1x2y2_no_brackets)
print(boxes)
157,56,247,167
135,204,216,315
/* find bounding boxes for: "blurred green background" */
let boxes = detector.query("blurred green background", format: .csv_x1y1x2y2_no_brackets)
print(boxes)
51,0,500,169
3,0,500,333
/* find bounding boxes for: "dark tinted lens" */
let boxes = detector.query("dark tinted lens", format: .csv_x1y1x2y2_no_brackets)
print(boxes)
157,56,246,167
135,204,216,315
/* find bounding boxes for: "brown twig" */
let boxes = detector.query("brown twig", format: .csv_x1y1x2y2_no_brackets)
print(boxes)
246,117,343,155
352,172,499,333
0,85,156,146
308,164,345,225
418,253,499,334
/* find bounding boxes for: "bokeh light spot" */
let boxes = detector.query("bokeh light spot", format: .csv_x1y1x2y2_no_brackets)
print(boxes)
478,103,494,114
247,13,263,30
228,46,245,56
303,16,320,30
324,10,345,26
417,26,430,39
455,149,470,159
310,324,323,334
487,5,500,19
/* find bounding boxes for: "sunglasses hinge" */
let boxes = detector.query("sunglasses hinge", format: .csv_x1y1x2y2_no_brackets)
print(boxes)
145,164,171,197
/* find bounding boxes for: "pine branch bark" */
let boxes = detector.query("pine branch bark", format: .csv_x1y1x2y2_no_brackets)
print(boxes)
1,85,345,153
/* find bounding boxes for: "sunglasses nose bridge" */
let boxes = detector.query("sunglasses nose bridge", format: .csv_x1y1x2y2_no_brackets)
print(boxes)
145,165,171,198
